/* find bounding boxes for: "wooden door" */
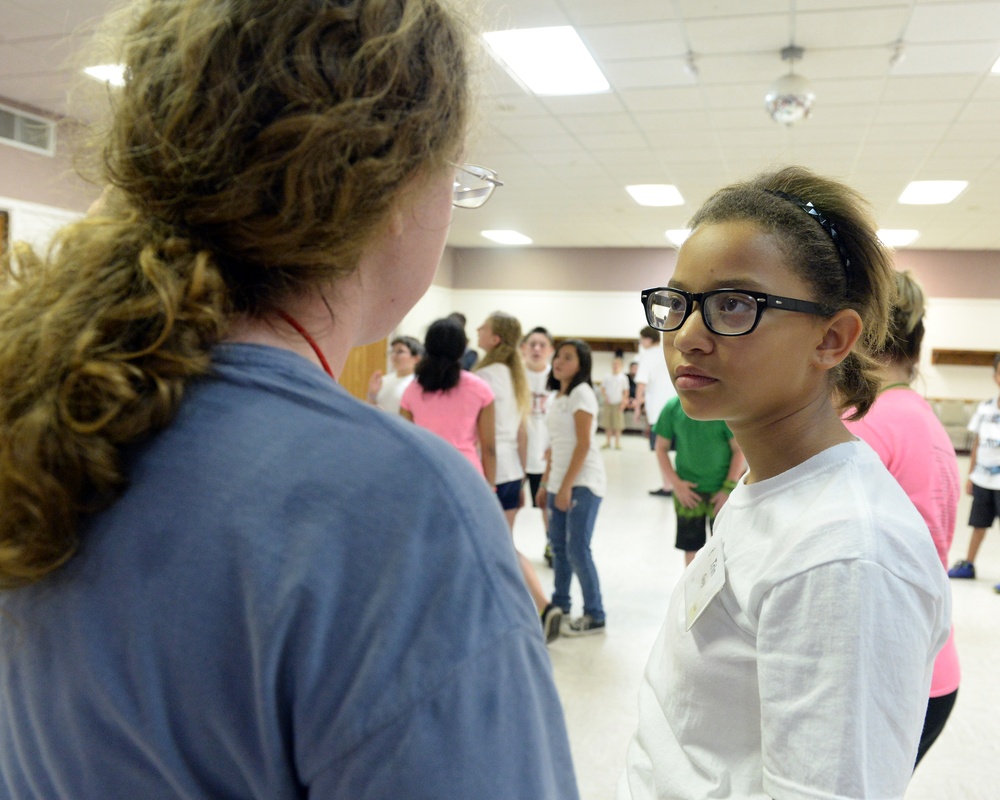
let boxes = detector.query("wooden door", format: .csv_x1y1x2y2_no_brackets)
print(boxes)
339,338,387,401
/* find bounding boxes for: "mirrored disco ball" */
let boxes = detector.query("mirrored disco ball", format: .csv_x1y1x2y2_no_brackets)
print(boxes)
764,73,815,125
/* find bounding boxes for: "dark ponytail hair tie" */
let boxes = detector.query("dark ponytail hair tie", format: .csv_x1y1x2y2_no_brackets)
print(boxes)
765,189,852,292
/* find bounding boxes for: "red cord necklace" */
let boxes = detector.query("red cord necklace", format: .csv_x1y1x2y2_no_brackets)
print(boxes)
276,309,336,380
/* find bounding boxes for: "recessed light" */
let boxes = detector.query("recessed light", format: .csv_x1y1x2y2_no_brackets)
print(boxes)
482,27,609,96
481,230,532,245
626,185,684,207
898,180,967,205
84,64,126,87
665,229,691,246
877,229,920,247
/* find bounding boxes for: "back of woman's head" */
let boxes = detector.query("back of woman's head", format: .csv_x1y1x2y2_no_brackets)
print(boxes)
0,0,471,588
689,165,895,419
415,317,466,392
106,0,470,307
476,311,530,417
883,271,925,372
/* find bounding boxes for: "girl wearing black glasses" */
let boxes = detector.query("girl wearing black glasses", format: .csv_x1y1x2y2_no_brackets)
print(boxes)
620,166,950,800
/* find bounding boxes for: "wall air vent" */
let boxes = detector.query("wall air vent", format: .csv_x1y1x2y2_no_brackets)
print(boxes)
0,104,55,156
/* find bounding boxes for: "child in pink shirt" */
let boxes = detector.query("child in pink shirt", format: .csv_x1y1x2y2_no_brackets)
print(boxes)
845,270,960,766
400,317,496,482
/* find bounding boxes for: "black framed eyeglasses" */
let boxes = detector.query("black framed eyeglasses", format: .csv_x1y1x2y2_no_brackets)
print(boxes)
452,164,503,209
640,287,832,337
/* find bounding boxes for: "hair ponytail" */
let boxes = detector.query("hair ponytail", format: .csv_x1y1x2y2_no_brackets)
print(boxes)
0,211,228,587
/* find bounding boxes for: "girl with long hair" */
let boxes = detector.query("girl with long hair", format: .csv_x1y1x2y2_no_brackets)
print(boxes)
477,311,562,642
535,339,607,636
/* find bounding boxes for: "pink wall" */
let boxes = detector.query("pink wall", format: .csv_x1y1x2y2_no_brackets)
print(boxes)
0,121,96,213
450,246,1000,300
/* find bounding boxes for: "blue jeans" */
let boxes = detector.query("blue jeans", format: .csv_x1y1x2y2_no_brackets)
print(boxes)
547,487,604,622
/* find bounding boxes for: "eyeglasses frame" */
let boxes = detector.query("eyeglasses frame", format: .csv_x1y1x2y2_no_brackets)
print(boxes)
452,163,503,209
640,286,833,337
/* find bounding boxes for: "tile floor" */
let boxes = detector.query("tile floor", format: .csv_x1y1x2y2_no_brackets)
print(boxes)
512,434,1000,800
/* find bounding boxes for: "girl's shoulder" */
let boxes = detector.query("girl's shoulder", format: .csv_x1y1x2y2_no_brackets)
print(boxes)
460,369,495,398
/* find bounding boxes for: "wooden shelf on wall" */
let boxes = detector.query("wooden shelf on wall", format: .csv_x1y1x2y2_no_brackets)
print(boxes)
557,337,638,354
930,349,998,367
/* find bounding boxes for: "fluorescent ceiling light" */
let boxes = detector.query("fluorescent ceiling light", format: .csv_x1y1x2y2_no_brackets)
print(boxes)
84,64,126,87
481,230,532,245
877,229,919,247
993,55,1000,73
626,185,684,207
898,180,968,205
482,27,609,96
665,229,691,246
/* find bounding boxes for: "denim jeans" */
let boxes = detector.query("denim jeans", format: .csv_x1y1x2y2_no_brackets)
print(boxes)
547,486,604,622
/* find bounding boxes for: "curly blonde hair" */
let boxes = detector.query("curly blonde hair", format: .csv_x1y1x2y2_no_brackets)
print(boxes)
0,0,471,587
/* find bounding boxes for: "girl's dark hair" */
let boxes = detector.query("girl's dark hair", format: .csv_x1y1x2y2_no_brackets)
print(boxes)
415,317,466,392
882,271,925,376
688,165,895,420
0,0,471,588
547,339,593,395
391,335,424,359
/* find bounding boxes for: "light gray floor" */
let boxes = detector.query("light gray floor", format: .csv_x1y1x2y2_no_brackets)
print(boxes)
512,436,999,800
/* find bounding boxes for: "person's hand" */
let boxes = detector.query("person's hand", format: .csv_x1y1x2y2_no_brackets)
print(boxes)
554,486,573,512
673,479,700,509
367,370,383,399
966,478,975,496
711,490,730,516
535,486,548,509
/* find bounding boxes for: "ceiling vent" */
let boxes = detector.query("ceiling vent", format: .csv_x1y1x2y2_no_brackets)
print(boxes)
0,103,55,156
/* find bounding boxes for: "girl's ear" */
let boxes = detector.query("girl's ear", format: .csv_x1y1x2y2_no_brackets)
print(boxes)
814,308,863,371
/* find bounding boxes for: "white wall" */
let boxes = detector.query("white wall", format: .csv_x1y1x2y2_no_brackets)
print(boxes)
397,286,1000,401
0,194,82,251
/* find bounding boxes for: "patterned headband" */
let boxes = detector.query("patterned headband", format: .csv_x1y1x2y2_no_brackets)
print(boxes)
765,189,852,291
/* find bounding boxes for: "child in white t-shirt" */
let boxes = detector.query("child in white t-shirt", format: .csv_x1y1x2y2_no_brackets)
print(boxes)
620,166,951,800
536,339,607,636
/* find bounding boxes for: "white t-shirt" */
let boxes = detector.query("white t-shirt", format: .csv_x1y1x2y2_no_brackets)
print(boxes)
546,383,606,497
526,367,553,475
968,395,1000,490
375,372,414,416
634,343,675,424
476,363,525,485
618,441,950,800
601,372,629,404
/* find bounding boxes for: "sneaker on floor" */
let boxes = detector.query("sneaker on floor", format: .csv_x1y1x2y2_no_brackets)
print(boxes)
540,603,563,644
648,488,672,497
947,560,975,579
563,615,606,637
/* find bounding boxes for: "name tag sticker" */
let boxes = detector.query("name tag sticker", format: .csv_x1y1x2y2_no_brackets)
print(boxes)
684,537,726,631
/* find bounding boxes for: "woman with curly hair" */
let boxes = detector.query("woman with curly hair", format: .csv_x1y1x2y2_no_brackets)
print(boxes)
0,1,578,797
